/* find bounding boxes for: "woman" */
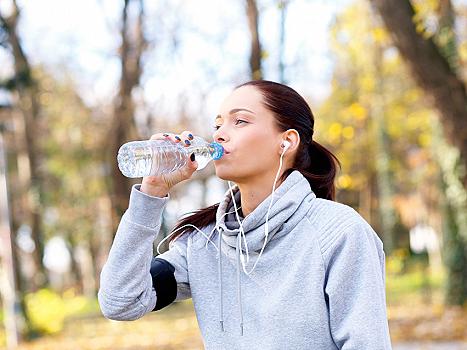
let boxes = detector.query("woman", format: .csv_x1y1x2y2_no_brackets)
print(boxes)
98,80,392,349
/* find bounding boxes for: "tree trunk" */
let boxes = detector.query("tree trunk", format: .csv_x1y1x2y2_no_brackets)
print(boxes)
432,113,467,305
67,233,84,294
0,0,48,289
367,34,397,254
107,0,147,232
435,0,467,306
246,0,263,80
0,124,24,348
278,0,289,84
440,176,467,306
94,196,113,289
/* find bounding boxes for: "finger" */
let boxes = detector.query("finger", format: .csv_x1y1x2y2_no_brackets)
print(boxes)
150,132,171,141
172,133,182,143
182,157,198,177
173,131,190,146
180,130,194,146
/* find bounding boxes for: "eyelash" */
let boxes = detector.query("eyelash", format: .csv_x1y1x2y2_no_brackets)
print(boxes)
213,119,247,130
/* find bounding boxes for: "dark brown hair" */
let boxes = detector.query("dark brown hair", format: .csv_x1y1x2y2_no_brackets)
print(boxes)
169,80,341,242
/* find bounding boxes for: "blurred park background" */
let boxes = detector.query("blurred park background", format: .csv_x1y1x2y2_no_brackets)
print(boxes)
0,0,466,349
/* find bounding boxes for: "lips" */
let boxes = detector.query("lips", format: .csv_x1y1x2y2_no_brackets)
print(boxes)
219,145,230,155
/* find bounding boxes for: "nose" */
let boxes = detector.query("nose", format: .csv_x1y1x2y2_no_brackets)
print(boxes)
213,128,229,144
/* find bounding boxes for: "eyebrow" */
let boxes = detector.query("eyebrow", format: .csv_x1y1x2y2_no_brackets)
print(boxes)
215,108,255,121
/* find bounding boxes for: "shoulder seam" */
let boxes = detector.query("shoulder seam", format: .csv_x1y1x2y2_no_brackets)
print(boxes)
305,216,328,272
306,203,364,266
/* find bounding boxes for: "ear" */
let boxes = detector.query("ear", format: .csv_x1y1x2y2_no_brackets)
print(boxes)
279,129,300,154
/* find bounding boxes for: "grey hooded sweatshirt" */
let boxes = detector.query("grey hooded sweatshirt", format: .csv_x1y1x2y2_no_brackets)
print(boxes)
98,170,393,349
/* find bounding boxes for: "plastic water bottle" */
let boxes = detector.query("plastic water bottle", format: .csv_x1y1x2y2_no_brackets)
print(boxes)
117,135,224,178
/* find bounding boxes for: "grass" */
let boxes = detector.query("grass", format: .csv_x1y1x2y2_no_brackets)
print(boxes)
1,260,466,348
4,300,203,350
386,263,446,305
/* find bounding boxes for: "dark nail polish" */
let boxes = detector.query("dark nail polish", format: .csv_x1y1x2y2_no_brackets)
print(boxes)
163,133,169,137
190,153,195,162
175,136,181,141
184,140,191,145
188,133,194,140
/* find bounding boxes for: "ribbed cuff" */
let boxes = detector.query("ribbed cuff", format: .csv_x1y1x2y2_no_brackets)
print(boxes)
126,184,171,228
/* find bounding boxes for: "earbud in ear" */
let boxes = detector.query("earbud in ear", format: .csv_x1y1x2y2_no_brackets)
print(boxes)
281,140,291,151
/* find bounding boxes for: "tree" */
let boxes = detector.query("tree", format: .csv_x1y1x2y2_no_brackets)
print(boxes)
0,0,48,289
107,0,147,231
427,0,467,305
321,0,446,262
0,106,27,349
245,0,263,79
278,0,290,84
370,0,467,305
35,68,112,297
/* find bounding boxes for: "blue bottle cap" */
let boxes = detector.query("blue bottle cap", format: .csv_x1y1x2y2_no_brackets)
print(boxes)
210,142,224,160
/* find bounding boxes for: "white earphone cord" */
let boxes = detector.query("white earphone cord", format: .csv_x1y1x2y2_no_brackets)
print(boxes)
240,142,287,275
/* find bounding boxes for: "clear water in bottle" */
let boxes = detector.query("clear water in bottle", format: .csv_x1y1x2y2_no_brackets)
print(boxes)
117,136,224,178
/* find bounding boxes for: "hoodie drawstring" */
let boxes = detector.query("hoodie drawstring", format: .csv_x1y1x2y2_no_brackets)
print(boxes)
236,233,244,336
217,225,244,336
218,226,224,332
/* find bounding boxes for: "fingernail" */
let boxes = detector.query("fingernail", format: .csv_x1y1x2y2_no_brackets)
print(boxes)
175,136,181,141
188,134,194,140
184,140,191,145
190,153,195,162
163,133,169,137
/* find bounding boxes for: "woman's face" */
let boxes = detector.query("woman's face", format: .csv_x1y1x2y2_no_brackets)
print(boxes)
212,85,284,183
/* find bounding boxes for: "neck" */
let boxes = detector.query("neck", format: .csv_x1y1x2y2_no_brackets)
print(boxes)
235,170,287,217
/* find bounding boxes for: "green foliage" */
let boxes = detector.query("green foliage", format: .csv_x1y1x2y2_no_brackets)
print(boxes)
31,67,110,244
24,288,96,335
387,248,410,275
386,254,445,305
324,1,435,174
319,0,441,231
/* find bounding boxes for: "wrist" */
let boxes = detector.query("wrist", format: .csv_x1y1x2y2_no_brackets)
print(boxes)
140,182,170,198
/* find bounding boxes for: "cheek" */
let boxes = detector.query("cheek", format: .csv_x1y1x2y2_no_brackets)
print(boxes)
239,135,277,165
215,127,278,170
241,127,273,148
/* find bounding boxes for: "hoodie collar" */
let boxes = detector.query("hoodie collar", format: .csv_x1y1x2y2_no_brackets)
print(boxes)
216,170,315,253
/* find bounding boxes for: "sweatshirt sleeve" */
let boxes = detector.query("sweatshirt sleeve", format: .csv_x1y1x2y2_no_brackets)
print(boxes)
156,231,192,302
321,215,392,349
98,184,180,321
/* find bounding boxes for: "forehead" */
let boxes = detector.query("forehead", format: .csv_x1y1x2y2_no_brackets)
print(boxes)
219,85,265,114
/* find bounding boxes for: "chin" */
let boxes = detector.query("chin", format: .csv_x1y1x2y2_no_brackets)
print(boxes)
213,167,232,181
214,165,239,182
214,165,253,184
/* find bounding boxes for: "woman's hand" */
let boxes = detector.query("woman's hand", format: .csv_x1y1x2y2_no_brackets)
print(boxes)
140,131,198,197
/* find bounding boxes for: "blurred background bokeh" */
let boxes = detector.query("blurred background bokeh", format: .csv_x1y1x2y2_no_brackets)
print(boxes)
0,0,466,349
